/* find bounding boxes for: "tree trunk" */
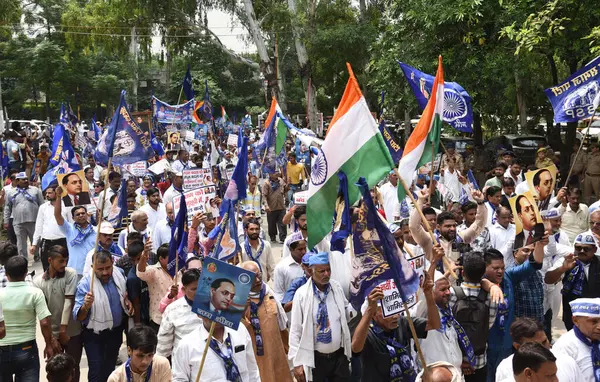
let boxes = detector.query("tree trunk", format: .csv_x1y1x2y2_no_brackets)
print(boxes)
274,33,288,113
288,0,318,131
242,0,282,104
131,26,139,111
515,70,527,131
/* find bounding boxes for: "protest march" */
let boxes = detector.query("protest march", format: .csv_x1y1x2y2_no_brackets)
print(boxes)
3,35,600,382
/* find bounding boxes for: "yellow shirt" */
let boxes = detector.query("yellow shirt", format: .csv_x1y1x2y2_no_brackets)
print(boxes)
287,162,305,185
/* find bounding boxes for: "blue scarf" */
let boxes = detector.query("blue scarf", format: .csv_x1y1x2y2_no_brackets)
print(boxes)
487,202,497,225
124,358,152,382
270,180,280,192
573,325,600,382
208,333,242,382
312,282,332,344
244,238,264,272
249,284,267,356
562,259,586,296
371,324,416,382
140,188,147,196
99,243,124,258
439,307,476,367
11,187,35,203
71,224,94,247
496,283,510,331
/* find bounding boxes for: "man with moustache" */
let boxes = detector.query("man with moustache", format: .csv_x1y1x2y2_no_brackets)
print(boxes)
31,185,67,271
240,218,275,281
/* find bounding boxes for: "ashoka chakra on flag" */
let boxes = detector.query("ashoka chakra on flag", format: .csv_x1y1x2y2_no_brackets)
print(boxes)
311,148,328,186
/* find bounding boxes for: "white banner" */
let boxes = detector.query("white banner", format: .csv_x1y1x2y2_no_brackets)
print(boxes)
173,185,217,224
183,168,214,191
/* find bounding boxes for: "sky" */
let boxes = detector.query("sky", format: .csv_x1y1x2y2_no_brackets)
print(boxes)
207,9,254,54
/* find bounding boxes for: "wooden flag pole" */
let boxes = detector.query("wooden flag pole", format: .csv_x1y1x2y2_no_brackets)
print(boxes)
403,301,430,375
428,144,435,204
170,85,186,280
195,321,217,382
395,170,457,279
90,156,113,291
564,107,599,187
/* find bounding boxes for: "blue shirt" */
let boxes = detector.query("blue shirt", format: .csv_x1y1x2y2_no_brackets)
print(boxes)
6,140,20,162
488,260,542,351
73,272,124,328
282,276,308,304
60,221,97,275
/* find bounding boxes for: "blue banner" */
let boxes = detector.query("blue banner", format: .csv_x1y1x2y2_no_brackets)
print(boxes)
96,91,156,166
398,61,473,133
378,121,403,165
50,123,80,169
183,64,195,101
544,55,600,123
151,96,196,125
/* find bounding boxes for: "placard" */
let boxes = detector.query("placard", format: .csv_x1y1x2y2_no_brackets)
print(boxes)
192,258,256,330
227,133,238,147
183,168,214,191
122,161,147,177
510,190,545,249
173,185,217,224
57,170,92,207
183,130,196,142
525,164,558,212
294,191,308,205
379,279,418,318
148,159,169,175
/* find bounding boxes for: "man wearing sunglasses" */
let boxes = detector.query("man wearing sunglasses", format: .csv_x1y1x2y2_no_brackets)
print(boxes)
544,232,600,330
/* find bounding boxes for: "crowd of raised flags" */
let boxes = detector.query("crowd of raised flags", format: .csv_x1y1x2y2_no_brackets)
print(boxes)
0,53,599,382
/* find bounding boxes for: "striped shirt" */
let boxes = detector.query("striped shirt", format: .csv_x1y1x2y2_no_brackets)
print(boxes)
156,296,202,358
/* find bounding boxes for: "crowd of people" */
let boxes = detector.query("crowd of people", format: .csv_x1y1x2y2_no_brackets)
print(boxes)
1,116,600,382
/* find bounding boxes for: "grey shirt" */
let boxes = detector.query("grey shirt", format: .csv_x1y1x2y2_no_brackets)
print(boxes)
4,186,44,224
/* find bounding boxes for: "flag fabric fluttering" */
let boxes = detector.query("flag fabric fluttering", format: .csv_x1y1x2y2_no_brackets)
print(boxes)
397,56,444,203
399,61,472,133
200,80,213,121
466,169,479,190
544,55,600,123
182,65,195,101
378,121,403,165
307,63,394,248
330,171,352,253
167,194,188,278
95,90,156,166
350,177,420,310
106,179,128,229
91,118,101,142
0,140,8,181
252,98,285,175
150,130,165,157
221,136,249,214
208,199,239,261
237,126,243,149
42,123,81,191
221,106,229,122
274,113,288,155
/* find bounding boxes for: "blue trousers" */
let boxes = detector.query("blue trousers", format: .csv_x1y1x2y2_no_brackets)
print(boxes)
0,341,40,382
82,325,124,382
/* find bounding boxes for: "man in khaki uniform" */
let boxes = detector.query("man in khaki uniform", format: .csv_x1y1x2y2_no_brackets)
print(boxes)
584,143,600,204
569,139,586,187
440,142,464,173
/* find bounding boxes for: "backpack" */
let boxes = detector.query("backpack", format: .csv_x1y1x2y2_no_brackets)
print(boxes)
451,285,490,356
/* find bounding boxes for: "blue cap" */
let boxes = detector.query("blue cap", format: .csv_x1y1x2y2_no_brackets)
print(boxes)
308,252,329,266
569,298,600,317
301,254,312,265
541,208,561,220
15,172,27,179
574,233,596,245
388,223,400,234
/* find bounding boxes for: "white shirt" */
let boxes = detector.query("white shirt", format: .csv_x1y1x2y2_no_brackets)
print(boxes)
559,203,590,244
118,224,151,249
162,185,183,206
32,201,66,245
172,324,261,382
82,244,125,277
240,239,275,281
273,256,305,302
152,219,173,251
312,286,342,354
489,223,516,268
496,349,582,382
554,329,595,381
504,168,525,187
171,159,194,173
417,306,463,373
140,203,167,232
379,182,400,222
441,168,461,201
156,297,203,358
484,202,499,228
101,188,119,218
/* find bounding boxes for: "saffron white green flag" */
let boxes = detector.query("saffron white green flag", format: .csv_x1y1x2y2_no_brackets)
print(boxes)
397,56,444,202
307,63,394,248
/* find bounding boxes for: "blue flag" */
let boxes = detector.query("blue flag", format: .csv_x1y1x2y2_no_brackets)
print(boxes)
150,131,165,157
350,177,420,310
106,179,128,229
398,61,473,133
91,118,101,142
59,104,70,125
378,121,403,165
221,136,249,214
330,171,352,252
167,194,188,278
544,55,600,123
49,123,80,170
201,80,213,121
466,170,479,190
237,126,243,149
0,140,8,180
183,65,195,101
208,199,239,261
95,91,156,166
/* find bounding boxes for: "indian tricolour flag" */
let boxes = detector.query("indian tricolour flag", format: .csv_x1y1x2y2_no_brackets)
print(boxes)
397,56,444,202
221,106,229,121
307,63,395,248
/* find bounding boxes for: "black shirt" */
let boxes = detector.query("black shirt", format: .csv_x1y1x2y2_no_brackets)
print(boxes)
356,316,428,382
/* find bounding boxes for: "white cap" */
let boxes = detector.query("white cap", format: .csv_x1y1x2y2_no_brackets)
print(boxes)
99,221,115,235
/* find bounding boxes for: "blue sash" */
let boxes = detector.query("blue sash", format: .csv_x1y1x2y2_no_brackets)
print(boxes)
312,282,332,344
124,358,152,382
562,259,586,296
11,187,35,203
208,333,242,382
249,284,267,356
371,324,416,382
71,224,94,247
244,238,264,271
574,325,600,382
439,307,476,367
